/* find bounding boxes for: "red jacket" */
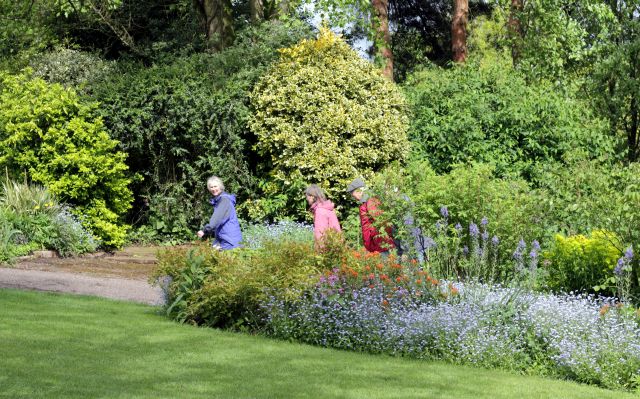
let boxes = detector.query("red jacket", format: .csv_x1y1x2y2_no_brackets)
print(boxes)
359,197,395,253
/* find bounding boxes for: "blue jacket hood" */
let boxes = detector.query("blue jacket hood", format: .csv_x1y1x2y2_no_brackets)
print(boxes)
210,192,236,206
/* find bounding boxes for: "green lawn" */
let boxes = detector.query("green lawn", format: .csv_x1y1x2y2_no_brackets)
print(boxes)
0,289,636,399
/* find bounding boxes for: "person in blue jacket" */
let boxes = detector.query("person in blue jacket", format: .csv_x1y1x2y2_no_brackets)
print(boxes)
196,176,242,250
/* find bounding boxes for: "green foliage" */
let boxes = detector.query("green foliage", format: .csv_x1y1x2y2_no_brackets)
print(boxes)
154,241,322,328
543,230,622,294
0,180,97,261
588,1,640,161
89,21,314,239
404,61,614,180
29,48,115,91
0,71,133,248
0,0,60,69
250,28,410,220
406,161,545,263
535,157,640,300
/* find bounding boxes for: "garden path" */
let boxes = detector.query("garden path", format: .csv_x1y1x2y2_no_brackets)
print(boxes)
0,246,164,305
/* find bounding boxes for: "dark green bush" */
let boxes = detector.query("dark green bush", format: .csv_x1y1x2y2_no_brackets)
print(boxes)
89,21,315,240
404,62,615,180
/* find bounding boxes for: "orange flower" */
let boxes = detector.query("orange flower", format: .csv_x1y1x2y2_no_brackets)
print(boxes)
416,279,422,285
599,304,610,317
368,284,375,289
382,299,390,308
396,276,402,282
451,286,459,295
410,259,418,265
376,263,384,270
368,273,375,280
365,265,371,271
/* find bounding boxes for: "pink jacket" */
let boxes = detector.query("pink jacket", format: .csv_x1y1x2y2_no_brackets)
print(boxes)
310,200,342,243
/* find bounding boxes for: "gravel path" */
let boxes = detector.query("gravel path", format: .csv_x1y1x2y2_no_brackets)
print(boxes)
0,268,165,305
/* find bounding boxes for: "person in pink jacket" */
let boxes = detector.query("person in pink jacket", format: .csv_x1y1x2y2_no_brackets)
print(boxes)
304,184,342,248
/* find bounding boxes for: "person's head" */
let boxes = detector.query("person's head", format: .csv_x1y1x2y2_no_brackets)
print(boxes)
207,176,224,197
304,184,326,206
346,177,366,201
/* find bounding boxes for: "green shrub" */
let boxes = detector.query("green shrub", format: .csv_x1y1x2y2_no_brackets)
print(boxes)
154,241,322,329
543,231,622,294
89,21,315,238
249,27,410,220
0,180,97,258
30,48,115,91
535,158,640,299
404,62,614,180
370,161,547,268
0,71,133,248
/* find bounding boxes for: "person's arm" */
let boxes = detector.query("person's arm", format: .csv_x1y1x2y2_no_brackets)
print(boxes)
202,197,232,236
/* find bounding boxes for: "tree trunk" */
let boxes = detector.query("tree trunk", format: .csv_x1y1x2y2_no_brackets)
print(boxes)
275,0,290,17
508,0,523,65
372,0,394,80
451,0,468,63
250,0,264,24
194,0,234,51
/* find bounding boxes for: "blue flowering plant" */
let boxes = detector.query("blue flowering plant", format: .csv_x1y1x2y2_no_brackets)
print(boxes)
415,208,506,284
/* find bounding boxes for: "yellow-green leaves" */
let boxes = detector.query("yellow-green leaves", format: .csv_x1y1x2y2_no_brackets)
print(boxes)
0,71,132,248
250,28,409,217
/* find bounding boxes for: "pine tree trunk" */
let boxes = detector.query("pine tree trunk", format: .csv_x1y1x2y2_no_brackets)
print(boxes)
372,0,394,80
451,0,469,63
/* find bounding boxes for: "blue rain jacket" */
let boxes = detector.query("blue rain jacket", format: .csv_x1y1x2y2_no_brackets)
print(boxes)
202,193,242,250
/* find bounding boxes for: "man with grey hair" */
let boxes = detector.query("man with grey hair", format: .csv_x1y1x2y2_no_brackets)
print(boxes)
346,177,396,255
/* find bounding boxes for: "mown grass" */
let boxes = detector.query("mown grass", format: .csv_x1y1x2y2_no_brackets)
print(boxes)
0,289,636,399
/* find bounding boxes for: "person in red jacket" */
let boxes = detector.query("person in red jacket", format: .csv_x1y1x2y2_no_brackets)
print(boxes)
346,177,396,255
305,184,342,248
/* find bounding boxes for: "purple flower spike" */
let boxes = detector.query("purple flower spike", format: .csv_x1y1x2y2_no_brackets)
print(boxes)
532,240,541,252
469,223,479,237
614,258,625,277
440,206,449,219
624,246,634,260
481,217,488,226
492,236,500,246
